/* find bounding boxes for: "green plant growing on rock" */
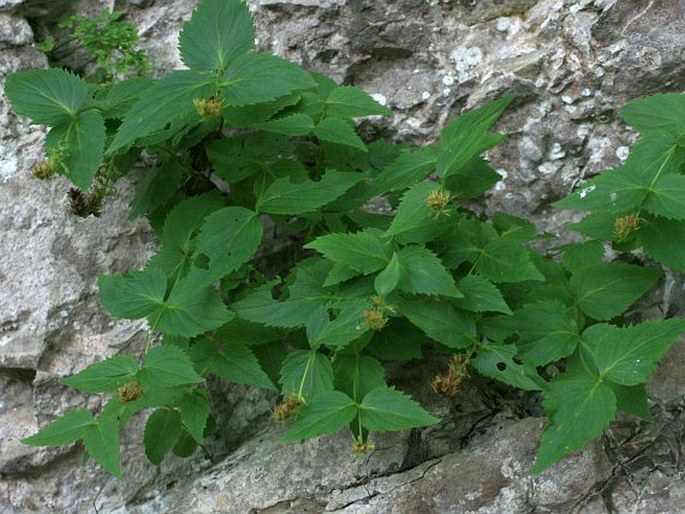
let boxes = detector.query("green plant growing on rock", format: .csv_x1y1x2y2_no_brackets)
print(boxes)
39,8,150,83
5,0,685,479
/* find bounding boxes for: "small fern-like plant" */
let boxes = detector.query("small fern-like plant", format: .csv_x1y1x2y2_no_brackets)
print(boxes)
5,0,685,478
38,8,150,83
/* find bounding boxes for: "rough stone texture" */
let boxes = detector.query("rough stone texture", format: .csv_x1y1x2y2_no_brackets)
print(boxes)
1,0,685,512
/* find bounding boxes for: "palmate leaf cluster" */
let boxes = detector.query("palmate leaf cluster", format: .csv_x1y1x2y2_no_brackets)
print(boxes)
6,0,685,478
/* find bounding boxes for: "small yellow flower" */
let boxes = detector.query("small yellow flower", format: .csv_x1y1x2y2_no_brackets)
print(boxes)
614,213,641,239
352,435,375,454
362,309,388,330
430,354,469,397
426,188,452,213
117,382,143,403
32,160,55,180
193,97,223,118
273,392,303,421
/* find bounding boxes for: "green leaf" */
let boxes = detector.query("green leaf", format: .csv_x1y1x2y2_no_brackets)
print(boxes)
257,169,364,215
213,318,282,346
641,216,685,272
570,263,660,320
397,298,475,349
279,349,334,401
532,370,616,474
584,318,685,386
149,193,225,278
46,111,106,189
305,299,372,349
98,268,167,320
179,0,254,73
129,160,186,219
223,93,300,127
385,181,451,244
472,341,543,391
233,261,330,327
63,355,139,394
569,210,619,241
492,212,537,242
178,389,210,443
95,77,154,119
554,168,649,211
506,301,580,366
324,86,391,118
620,93,685,135
281,391,357,442
443,157,502,199
323,263,360,287
643,174,685,220
206,133,301,187
313,117,367,152
368,146,438,197
101,266,232,338
108,70,214,154
254,113,314,136
144,408,183,465
190,338,275,390
305,229,390,275
4,68,88,125
453,275,511,314
155,274,234,337
367,319,424,361
334,355,386,402
608,383,651,421
395,246,461,298
477,239,544,284
359,386,439,432
561,241,605,273
193,207,263,283
221,53,316,106
137,345,203,393
82,413,122,478
434,217,497,269
626,133,685,175
436,95,512,179
374,252,401,297
21,408,94,447
172,429,199,458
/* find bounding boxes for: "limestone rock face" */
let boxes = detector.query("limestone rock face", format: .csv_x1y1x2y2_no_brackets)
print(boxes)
1,0,684,513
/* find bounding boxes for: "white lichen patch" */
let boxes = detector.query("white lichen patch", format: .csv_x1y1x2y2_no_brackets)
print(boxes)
548,142,566,161
616,145,630,161
537,162,559,175
578,184,596,198
495,18,511,32
450,45,484,82
371,93,387,106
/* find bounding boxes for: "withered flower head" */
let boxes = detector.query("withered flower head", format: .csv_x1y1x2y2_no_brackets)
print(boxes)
614,213,641,240
362,309,388,331
273,392,303,421
118,382,143,403
426,188,452,213
431,354,469,397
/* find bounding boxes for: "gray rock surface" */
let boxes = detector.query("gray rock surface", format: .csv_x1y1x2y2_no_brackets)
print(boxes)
1,0,684,512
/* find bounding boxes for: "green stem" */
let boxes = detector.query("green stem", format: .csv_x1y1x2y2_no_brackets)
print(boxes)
144,311,163,354
647,147,675,190
466,253,482,277
297,353,315,401
626,147,675,228
352,353,364,440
